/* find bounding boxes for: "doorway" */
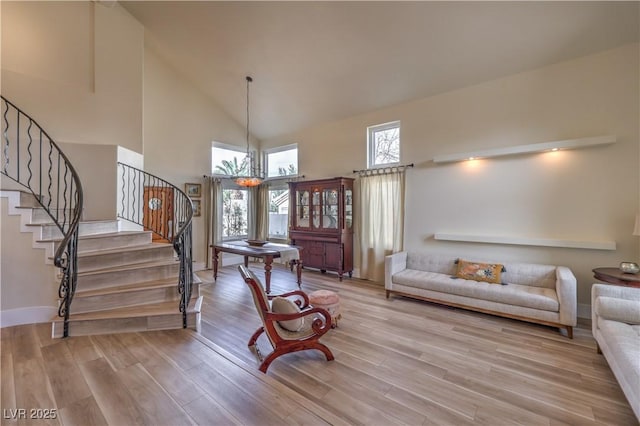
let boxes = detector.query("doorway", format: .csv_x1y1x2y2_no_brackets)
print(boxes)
143,186,174,242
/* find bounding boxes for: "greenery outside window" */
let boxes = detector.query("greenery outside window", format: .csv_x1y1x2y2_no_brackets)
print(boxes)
268,186,289,240
212,142,250,240
211,142,251,176
367,121,400,168
221,184,248,240
264,144,298,178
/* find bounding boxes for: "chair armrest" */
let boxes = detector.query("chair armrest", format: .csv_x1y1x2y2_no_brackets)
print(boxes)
556,266,577,326
267,290,310,309
266,307,332,336
385,251,408,289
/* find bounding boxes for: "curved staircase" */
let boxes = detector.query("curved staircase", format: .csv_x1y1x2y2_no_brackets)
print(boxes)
2,190,202,337
1,95,199,337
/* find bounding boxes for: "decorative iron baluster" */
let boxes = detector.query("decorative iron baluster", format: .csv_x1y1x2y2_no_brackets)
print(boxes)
1,96,83,338
26,120,33,189
3,101,9,174
47,140,53,211
116,162,194,327
16,111,20,182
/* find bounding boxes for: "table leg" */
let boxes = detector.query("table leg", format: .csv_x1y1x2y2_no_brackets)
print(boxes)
244,256,249,267
264,255,273,294
213,249,219,280
295,260,303,288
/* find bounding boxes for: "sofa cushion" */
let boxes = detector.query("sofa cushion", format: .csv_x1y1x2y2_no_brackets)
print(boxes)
501,263,557,289
392,269,559,312
407,253,457,275
455,259,504,284
596,296,640,325
598,318,640,379
405,253,557,289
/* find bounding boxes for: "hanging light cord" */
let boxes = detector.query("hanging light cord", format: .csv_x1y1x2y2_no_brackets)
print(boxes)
246,76,252,169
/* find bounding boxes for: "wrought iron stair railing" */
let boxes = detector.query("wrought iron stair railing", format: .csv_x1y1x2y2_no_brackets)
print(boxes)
117,162,194,327
1,95,83,338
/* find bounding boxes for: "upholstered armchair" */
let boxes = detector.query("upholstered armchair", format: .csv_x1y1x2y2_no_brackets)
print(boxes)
238,265,335,373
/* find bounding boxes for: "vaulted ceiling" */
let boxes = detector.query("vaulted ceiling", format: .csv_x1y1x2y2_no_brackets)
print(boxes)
122,1,639,140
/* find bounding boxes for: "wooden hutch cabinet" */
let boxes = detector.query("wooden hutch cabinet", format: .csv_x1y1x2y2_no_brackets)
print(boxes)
288,177,354,281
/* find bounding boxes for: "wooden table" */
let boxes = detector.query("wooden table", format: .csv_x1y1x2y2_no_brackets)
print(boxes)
212,242,302,293
593,267,640,288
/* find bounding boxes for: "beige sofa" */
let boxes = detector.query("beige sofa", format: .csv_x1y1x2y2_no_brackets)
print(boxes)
591,284,640,420
385,252,577,337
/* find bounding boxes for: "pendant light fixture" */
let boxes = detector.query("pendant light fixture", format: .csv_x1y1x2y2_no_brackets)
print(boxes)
235,76,263,187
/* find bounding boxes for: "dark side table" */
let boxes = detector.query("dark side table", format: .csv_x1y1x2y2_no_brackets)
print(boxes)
593,267,640,288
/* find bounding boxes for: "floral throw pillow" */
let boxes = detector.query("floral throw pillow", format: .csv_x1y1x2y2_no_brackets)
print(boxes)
455,259,504,284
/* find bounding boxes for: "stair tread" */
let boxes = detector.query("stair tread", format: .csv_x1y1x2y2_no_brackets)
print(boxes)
75,275,202,298
77,242,174,257
54,297,202,322
77,259,180,276
38,230,152,243
25,219,117,227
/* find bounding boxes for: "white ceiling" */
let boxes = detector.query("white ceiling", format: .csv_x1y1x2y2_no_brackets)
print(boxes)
122,1,639,141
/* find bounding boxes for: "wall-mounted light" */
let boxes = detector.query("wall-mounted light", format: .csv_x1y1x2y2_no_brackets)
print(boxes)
433,135,616,164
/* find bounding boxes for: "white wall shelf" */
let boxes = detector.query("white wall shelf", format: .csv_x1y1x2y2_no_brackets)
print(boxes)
432,135,616,164
434,233,617,251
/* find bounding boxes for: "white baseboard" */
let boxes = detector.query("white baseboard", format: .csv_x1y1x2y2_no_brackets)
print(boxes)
578,303,591,319
1,306,57,328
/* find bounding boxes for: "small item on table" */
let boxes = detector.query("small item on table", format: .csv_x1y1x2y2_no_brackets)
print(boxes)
620,262,640,274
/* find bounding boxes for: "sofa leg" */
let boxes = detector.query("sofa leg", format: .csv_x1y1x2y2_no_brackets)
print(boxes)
596,342,602,354
385,290,390,299
565,326,573,339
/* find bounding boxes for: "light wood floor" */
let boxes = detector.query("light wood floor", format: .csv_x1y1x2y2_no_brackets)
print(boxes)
1,263,637,425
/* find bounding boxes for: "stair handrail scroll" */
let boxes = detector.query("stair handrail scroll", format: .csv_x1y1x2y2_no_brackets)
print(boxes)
116,162,194,328
1,96,83,338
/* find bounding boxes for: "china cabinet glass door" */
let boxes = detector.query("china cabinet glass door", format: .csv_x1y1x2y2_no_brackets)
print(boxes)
345,188,353,230
312,189,321,229
297,190,309,227
322,188,339,229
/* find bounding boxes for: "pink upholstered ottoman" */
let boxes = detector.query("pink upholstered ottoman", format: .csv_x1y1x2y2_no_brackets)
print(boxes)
309,290,341,328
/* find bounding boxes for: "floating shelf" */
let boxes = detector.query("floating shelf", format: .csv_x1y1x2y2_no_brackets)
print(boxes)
433,135,616,164
434,233,616,251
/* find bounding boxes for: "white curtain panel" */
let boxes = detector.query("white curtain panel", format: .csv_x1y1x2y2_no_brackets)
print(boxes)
204,176,223,269
356,171,405,282
249,185,269,241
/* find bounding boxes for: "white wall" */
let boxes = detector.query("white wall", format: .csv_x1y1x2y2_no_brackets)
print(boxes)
142,48,253,264
58,142,118,221
262,43,640,311
1,1,144,152
0,190,58,325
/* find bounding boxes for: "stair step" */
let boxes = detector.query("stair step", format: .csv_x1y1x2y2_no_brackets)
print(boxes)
28,220,119,239
76,260,181,291
18,191,45,208
15,206,77,224
52,296,203,338
70,277,202,314
76,243,176,273
75,274,202,298
40,231,153,253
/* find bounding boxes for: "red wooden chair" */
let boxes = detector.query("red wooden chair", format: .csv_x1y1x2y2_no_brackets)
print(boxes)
238,265,334,373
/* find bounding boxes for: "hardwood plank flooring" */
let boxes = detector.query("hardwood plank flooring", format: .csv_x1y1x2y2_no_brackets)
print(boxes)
0,262,636,425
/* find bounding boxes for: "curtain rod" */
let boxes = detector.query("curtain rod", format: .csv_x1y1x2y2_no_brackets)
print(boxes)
353,163,414,176
203,174,305,182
